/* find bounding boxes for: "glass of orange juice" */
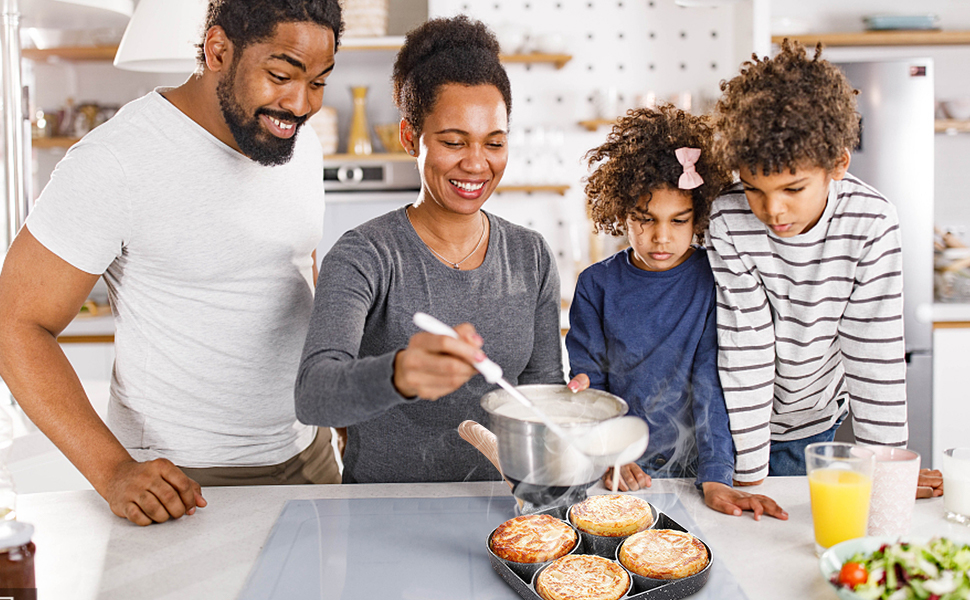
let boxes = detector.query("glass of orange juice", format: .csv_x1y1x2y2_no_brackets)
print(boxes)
805,442,875,556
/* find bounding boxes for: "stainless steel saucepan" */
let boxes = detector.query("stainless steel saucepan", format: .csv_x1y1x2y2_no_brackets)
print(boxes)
480,384,632,506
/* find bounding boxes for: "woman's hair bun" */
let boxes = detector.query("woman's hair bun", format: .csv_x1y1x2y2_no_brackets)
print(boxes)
393,15,500,100
392,15,511,132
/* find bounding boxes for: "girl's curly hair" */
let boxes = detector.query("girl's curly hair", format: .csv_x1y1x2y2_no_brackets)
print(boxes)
713,39,859,175
585,105,731,237
392,15,511,134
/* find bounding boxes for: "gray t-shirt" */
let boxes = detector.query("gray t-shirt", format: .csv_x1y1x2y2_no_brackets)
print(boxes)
296,207,564,483
26,90,324,467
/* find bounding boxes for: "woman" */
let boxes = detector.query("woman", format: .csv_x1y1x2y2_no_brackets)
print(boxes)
295,16,577,484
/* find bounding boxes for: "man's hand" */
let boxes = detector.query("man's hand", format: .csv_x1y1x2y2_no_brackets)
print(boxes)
392,323,483,400
917,468,943,498
602,463,652,492
104,459,206,526
703,481,788,520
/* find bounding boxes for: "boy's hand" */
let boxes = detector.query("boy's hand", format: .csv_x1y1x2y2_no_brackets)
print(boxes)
703,481,788,521
917,468,944,498
602,463,651,492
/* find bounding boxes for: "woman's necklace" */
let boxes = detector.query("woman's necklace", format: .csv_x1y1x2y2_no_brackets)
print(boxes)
406,207,488,270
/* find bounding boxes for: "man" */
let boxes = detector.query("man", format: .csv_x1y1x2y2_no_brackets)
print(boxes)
0,0,343,526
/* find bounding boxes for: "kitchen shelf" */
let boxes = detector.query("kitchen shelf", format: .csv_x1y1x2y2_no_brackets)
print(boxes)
324,152,413,162
495,184,570,195
773,30,970,47
499,53,572,69
22,45,118,61
32,136,81,149
578,118,617,131
936,119,970,134
22,43,574,70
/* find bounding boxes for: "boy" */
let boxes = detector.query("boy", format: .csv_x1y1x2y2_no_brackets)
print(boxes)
707,40,908,483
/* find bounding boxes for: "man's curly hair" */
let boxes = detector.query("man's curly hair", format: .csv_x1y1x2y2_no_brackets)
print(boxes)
713,39,859,175
585,105,732,237
196,0,344,66
392,15,511,133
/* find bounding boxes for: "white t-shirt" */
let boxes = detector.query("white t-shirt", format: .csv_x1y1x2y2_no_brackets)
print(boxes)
26,90,324,467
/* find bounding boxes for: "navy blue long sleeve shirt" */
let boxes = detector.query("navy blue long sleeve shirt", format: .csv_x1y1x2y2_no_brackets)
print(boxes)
565,247,734,486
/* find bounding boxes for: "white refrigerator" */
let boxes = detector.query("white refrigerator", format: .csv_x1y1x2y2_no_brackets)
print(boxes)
835,59,936,468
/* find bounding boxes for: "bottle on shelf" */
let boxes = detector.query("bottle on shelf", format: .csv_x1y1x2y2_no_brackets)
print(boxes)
347,86,373,156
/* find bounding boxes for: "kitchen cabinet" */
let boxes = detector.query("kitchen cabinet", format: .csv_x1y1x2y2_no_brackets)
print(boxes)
932,321,970,468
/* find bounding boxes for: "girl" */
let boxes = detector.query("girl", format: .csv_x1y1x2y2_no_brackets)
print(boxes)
567,105,786,519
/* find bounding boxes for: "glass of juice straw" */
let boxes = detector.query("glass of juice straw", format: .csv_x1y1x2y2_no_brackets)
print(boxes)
805,442,875,556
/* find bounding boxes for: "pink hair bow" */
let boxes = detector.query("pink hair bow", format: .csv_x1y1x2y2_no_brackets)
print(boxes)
675,147,704,190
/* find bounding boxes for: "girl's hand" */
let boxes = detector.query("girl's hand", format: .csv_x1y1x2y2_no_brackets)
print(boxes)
392,323,483,400
602,463,651,492
567,373,590,392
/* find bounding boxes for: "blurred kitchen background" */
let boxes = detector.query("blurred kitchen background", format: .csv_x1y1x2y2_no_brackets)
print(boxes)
2,0,970,490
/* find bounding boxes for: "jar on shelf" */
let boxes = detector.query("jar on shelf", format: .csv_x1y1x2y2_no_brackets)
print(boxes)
0,520,35,592
0,403,15,522
935,248,970,302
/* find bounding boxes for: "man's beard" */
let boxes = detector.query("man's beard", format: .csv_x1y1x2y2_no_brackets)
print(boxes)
217,62,307,167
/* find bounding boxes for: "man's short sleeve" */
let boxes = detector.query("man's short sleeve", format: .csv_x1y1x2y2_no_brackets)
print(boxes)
25,140,130,275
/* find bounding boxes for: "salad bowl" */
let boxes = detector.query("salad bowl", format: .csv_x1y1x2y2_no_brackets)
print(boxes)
819,536,970,600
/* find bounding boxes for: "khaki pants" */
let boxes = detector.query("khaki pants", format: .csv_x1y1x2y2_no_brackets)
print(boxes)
179,428,341,486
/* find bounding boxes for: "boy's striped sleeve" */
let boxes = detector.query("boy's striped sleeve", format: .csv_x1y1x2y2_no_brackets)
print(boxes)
838,203,908,447
707,216,777,483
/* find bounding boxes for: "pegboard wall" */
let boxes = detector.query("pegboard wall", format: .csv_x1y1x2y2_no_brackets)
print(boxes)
428,0,752,299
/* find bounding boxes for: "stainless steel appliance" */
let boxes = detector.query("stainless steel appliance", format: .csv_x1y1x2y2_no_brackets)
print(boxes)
835,59,935,467
318,156,420,262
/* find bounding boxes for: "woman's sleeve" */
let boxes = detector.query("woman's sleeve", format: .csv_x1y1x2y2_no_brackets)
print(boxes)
518,237,565,386
294,231,414,427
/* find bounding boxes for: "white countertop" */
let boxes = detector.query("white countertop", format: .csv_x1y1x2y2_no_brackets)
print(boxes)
17,478,969,600
929,302,970,323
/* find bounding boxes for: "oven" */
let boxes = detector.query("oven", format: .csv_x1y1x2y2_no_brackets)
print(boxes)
318,156,421,263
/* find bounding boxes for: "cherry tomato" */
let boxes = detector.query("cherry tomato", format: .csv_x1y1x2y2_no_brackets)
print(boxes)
838,562,868,588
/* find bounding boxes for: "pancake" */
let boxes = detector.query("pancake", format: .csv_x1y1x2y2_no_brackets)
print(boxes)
489,514,577,564
618,528,709,580
569,494,654,537
534,554,630,600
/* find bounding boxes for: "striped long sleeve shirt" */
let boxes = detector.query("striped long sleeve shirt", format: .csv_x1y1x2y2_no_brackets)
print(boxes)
706,175,909,483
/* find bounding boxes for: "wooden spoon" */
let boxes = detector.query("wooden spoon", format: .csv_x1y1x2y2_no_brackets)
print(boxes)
458,420,523,508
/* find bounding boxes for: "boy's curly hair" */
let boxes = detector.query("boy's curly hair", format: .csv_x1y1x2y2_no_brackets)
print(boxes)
713,39,859,175
392,15,511,134
585,105,731,237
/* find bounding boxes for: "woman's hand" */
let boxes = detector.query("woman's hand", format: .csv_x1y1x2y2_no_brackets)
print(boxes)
392,323,484,400
602,463,652,492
